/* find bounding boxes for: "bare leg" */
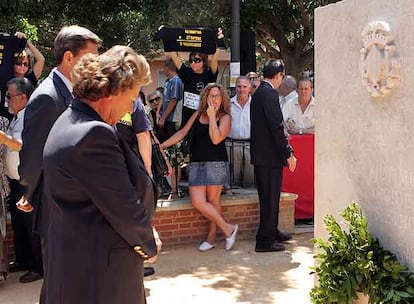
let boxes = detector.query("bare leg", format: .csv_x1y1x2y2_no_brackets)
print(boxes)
170,167,182,199
189,186,234,238
205,185,223,244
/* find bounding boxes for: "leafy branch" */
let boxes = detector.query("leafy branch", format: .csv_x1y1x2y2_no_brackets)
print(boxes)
311,202,414,304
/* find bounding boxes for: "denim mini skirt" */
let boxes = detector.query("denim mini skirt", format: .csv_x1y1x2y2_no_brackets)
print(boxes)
188,161,230,187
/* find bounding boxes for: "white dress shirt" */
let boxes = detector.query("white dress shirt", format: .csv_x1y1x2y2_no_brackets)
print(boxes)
229,95,252,139
282,96,315,131
279,90,298,109
4,109,25,180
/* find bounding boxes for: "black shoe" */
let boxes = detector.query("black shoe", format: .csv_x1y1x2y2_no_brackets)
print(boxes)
19,271,43,283
144,267,155,277
276,231,292,242
255,242,285,252
9,262,26,273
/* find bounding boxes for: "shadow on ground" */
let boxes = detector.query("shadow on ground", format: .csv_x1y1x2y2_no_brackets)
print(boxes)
145,232,314,304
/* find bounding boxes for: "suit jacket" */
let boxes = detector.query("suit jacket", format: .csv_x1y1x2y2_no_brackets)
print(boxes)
250,81,292,167
43,100,157,304
19,69,72,236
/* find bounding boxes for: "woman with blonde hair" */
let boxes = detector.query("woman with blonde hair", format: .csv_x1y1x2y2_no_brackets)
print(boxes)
161,83,238,252
42,45,156,304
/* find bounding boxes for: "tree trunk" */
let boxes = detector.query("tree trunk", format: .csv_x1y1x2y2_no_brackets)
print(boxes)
281,50,304,79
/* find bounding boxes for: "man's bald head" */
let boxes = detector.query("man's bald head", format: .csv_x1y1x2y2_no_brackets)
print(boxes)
279,75,297,97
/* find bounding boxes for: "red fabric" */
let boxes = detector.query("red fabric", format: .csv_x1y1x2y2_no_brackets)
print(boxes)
282,134,314,219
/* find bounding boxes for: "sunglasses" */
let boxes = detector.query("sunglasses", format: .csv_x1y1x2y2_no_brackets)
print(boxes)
5,92,23,99
189,57,202,64
15,61,29,67
148,96,161,103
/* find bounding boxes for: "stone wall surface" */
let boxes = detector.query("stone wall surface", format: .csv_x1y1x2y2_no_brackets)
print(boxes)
315,0,414,270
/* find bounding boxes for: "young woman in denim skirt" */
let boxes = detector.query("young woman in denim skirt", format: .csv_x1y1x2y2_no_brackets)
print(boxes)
161,83,238,252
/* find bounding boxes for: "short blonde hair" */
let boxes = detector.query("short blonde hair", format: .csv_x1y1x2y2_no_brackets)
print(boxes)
72,45,151,101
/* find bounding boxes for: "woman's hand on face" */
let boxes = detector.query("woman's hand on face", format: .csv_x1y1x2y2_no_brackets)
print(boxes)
206,100,217,119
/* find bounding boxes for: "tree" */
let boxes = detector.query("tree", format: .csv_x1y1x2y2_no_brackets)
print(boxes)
0,0,341,78
240,0,341,78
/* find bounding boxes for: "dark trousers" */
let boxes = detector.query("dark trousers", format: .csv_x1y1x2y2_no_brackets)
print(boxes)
254,165,283,248
7,178,43,274
39,237,48,304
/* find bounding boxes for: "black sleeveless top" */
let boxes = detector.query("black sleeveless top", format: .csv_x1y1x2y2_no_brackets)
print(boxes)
190,118,228,162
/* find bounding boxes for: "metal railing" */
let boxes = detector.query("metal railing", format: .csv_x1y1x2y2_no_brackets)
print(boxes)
225,138,255,188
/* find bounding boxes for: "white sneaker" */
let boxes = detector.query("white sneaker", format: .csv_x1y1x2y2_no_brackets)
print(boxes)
198,241,216,252
225,224,239,251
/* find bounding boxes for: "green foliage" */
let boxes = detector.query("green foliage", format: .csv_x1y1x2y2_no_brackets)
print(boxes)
18,17,39,42
311,202,414,304
0,0,342,76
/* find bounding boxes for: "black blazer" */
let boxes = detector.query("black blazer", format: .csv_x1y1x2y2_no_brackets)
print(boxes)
19,69,73,236
250,81,292,167
43,100,156,304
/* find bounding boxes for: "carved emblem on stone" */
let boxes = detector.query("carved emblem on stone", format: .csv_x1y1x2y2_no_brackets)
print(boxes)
359,21,401,98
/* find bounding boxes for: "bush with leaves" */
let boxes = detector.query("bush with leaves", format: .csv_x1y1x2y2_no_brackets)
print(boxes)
310,202,414,304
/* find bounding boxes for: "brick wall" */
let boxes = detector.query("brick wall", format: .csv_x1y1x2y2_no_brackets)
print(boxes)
5,191,296,258
154,192,296,246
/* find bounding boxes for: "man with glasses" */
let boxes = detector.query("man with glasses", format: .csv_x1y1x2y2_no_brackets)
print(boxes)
250,59,297,253
0,78,44,283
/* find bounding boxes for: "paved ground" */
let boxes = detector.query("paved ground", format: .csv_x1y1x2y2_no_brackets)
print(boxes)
0,232,314,304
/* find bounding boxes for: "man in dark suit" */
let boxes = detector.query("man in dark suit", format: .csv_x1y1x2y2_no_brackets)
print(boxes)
250,60,297,252
17,25,101,301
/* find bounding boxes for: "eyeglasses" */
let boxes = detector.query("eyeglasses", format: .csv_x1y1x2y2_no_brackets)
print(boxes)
189,57,202,64
5,92,23,100
148,96,161,103
15,61,29,67
208,94,221,100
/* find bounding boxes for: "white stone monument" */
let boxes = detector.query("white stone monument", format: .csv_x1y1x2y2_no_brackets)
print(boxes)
315,0,414,271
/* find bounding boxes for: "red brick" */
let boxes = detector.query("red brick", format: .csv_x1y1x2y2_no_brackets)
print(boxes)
179,223,191,229
191,221,209,228
156,224,179,231
155,211,179,218
178,210,197,216
174,216,198,223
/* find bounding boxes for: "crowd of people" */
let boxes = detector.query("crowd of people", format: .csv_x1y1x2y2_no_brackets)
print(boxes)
0,24,314,303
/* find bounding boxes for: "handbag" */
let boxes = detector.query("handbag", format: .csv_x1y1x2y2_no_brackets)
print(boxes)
151,132,169,176
180,115,198,157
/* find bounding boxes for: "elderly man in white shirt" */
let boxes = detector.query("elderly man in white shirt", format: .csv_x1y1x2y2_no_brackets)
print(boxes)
278,75,298,109
282,77,315,134
0,77,44,283
228,76,254,186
